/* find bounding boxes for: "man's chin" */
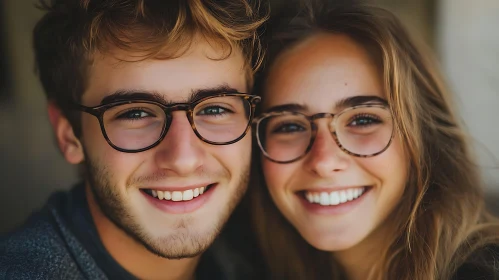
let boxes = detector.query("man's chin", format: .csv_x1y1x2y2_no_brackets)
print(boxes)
137,228,219,259
148,246,205,260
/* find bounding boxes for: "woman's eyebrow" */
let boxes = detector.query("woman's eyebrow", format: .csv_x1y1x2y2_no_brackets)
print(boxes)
263,96,387,113
335,95,388,109
264,103,308,113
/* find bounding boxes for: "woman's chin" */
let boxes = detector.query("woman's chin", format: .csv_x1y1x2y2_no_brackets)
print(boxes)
298,226,368,253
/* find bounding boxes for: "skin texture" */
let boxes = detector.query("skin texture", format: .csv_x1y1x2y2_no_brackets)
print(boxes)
48,37,252,280
261,33,409,279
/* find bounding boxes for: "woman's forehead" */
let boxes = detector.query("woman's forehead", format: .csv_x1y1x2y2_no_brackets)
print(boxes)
263,33,385,112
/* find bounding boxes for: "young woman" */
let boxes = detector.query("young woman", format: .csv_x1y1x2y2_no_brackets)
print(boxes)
250,2,499,279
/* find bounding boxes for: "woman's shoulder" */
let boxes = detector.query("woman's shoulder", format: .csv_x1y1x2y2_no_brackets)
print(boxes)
452,244,499,280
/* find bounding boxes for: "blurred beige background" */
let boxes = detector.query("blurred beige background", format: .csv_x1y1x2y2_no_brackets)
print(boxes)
1,0,498,233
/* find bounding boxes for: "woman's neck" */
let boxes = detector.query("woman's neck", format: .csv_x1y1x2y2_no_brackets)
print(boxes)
333,224,392,280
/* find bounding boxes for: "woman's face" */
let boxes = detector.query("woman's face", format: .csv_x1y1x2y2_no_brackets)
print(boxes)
261,33,408,253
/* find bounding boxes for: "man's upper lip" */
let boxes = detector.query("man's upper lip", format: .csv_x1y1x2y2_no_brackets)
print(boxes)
141,183,214,192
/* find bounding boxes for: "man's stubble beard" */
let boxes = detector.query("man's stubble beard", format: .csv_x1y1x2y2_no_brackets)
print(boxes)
84,153,249,259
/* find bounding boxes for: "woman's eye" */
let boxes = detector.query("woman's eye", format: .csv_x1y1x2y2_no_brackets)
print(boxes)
349,115,381,127
272,123,306,133
117,110,151,120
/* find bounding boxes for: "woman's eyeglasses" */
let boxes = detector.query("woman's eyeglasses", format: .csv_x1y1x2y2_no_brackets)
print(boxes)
253,104,394,164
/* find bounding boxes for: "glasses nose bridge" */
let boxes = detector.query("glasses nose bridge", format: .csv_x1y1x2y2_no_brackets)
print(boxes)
159,103,195,138
310,112,335,121
310,112,336,131
164,103,192,114
163,103,195,124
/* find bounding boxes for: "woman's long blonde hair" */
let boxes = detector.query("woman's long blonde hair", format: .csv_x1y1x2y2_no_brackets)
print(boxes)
250,2,499,279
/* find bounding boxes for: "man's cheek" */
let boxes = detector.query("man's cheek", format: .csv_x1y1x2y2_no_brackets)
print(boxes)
213,144,250,167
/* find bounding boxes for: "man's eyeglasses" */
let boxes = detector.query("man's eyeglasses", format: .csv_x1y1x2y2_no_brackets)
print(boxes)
253,104,394,164
72,93,261,153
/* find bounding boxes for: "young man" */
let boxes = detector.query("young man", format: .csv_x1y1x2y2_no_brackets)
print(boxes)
0,0,266,279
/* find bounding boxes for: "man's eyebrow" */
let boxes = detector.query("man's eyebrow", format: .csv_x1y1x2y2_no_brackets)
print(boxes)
335,95,387,109
99,85,242,105
188,85,241,101
100,90,167,105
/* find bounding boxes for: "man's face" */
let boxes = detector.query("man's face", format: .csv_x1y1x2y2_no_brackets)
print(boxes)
78,39,251,259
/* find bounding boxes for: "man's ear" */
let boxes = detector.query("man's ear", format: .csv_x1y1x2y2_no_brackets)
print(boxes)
47,101,84,164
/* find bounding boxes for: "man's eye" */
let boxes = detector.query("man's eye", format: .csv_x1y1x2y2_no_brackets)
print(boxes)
198,106,229,116
117,110,152,120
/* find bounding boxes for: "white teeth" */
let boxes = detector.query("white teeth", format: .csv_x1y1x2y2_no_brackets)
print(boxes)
172,191,183,201
330,192,340,205
340,191,348,203
354,188,364,198
150,186,209,201
346,189,354,201
319,192,330,206
164,191,171,200
157,190,164,200
183,190,194,201
305,187,366,206
306,192,314,203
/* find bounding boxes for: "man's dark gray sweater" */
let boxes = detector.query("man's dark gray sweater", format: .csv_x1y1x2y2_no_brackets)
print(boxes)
0,184,254,280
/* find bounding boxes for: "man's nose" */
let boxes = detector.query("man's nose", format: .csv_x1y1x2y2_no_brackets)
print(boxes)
153,111,205,176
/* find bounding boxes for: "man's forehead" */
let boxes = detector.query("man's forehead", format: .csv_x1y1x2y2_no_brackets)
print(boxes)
82,40,247,105
90,34,244,67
